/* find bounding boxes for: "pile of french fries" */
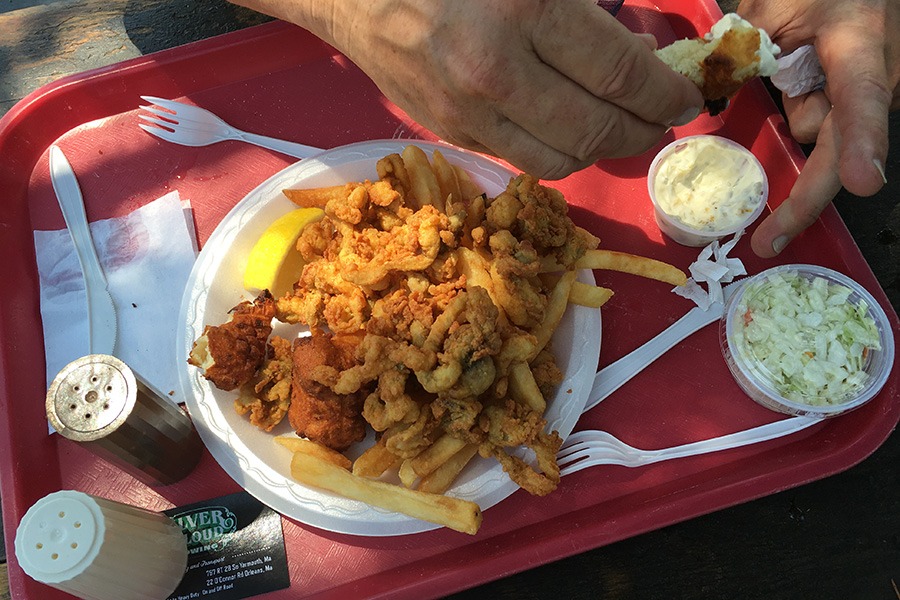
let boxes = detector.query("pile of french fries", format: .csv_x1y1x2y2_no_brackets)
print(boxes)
271,145,686,535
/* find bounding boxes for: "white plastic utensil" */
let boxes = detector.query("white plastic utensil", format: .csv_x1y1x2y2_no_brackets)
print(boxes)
49,145,117,356
582,278,745,414
138,96,324,159
557,415,821,475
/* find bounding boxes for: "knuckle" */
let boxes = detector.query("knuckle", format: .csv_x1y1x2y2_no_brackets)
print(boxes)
789,119,820,144
591,44,645,104
575,112,627,160
448,52,518,104
530,155,581,180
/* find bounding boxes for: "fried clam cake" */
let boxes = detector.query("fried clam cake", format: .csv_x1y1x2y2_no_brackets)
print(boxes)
288,332,369,452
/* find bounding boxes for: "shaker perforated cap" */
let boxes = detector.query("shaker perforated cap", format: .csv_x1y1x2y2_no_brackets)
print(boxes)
46,354,136,441
14,490,105,585
15,491,189,599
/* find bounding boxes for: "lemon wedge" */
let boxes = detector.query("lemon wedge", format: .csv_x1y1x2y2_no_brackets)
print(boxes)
243,207,325,296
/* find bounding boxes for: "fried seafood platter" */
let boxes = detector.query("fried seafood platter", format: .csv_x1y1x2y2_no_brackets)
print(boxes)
179,141,680,536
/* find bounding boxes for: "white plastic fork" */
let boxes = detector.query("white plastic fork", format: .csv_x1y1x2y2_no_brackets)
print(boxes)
557,416,821,475
138,96,324,159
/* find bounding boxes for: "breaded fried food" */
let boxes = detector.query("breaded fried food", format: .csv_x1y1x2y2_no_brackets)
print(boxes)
188,290,276,391
234,335,293,431
289,333,368,451
655,13,780,115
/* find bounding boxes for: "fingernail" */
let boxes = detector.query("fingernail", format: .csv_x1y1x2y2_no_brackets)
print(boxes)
772,235,790,255
873,158,887,184
669,106,701,127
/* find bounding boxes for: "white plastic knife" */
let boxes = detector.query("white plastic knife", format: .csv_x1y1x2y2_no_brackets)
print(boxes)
49,145,118,356
583,278,746,413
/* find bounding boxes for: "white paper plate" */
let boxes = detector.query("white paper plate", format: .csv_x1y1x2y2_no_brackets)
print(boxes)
177,140,602,536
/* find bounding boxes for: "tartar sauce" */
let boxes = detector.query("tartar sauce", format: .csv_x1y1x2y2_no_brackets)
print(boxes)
652,136,765,232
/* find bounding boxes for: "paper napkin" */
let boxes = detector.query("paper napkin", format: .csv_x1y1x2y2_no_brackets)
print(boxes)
771,45,826,98
34,191,198,403
673,230,747,309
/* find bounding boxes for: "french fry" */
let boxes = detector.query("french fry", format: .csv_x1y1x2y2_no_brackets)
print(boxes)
431,149,462,208
275,436,353,470
568,281,614,308
453,164,484,202
291,451,482,535
508,361,546,413
458,248,501,304
282,185,349,208
376,153,411,195
529,269,577,359
398,459,418,488
401,145,443,212
404,435,468,481
418,444,479,495
352,437,400,478
575,249,687,286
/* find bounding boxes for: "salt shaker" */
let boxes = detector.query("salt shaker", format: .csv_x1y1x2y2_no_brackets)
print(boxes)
14,490,188,600
46,354,203,486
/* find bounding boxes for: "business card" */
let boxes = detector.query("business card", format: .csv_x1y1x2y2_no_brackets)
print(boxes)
165,491,290,600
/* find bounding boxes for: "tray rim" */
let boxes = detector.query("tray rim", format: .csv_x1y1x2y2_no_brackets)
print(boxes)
2,2,898,598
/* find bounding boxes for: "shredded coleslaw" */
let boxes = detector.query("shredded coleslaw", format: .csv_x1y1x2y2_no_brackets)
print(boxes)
733,271,882,405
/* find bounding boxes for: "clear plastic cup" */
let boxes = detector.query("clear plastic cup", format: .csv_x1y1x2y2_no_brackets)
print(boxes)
720,264,895,417
647,135,768,247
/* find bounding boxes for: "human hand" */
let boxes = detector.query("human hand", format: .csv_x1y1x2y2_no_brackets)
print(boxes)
738,0,900,257
229,0,703,179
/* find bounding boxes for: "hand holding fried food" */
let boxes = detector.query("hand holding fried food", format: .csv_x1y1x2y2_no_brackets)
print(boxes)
655,13,780,114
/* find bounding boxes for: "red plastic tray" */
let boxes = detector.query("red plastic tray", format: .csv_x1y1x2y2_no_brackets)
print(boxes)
2,1,898,598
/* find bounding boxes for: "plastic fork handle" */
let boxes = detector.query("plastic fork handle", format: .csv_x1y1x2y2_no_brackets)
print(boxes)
233,131,323,159
638,416,823,465
583,302,725,413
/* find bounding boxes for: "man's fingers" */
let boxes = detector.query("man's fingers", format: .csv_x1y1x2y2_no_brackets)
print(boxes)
751,114,843,257
461,114,598,180
482,59,679,175
782,90,831,144
816,15,890,197
635,32,658,50
530,0,703,128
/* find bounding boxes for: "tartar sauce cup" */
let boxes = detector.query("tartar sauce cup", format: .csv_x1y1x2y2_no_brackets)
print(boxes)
720,264,895,417
647,134,768,247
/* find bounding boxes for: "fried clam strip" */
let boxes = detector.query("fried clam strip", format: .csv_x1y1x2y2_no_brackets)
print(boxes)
336,204,453,287
478,400,563,496
189,290,276,391
308,334,435,435
415,287,502,397
276,177,463,334
480,174,599,269
234,335,293,431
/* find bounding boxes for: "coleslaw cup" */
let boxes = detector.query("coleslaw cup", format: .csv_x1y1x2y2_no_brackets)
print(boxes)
720,264,895,417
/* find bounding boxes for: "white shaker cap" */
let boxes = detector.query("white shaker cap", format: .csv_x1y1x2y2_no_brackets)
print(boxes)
15,490,187,600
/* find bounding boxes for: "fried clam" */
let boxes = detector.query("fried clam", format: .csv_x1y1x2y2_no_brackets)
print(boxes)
234,335,293,432
288,332,370,452
188,290,276,391
477,399,563,497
